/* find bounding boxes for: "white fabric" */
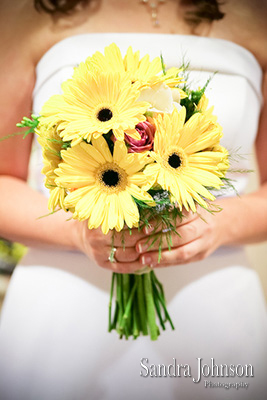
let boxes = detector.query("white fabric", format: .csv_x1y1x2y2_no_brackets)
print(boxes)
0,34,266,400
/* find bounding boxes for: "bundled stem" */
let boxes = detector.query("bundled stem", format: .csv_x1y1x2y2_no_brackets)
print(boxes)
108,271,174,340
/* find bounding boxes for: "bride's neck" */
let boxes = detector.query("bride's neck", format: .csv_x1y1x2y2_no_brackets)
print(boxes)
49,0,209,36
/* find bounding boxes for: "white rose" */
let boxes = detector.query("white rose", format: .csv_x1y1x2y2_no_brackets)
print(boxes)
138,83,182,113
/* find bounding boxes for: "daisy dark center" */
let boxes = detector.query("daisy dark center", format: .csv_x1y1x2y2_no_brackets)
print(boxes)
98,162,127,193
168,153,182,169
97,108,113,122
102,170,120,187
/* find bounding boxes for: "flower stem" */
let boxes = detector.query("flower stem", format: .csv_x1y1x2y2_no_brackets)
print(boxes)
136,275,148,336
151,274,175,330
108,272,116,332
116,274,124,337
153,290,166,331
133,298,140,339
119,281,137,333
122,274,131,338
144,272,159,340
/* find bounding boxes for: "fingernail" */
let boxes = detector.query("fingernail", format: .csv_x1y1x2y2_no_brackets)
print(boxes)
137,243,147,253
141,255,152,266
144,225,154,234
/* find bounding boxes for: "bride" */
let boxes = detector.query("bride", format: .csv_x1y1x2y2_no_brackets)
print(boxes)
0,1,266,399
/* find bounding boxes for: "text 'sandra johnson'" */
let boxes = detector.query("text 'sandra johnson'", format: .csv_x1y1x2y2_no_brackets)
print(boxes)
140,357,254,383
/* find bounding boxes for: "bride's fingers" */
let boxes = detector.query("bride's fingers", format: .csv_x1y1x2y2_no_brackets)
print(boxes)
137,218,202,253
139,239,205,268
101,259,144,274
86,227,146,248
91,246,140,271
109,246,139,263
142,211,198,235
111,229,147,247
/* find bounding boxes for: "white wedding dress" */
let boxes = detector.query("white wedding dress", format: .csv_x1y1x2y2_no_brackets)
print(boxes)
0,34,266,400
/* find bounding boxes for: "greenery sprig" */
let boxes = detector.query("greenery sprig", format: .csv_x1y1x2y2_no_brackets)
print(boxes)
135,190,183,263
181,74,214,121
0,114,40,143
16,114,40,138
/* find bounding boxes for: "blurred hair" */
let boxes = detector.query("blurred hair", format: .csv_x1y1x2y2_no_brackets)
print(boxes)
181,0,224,25
34,0,90,14
34,0,225,24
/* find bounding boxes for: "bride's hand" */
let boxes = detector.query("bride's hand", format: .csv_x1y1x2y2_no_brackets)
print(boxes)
136,208,223,268
72,220,147,273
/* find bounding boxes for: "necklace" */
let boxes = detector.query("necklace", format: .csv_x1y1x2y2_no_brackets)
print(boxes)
140,0,167,27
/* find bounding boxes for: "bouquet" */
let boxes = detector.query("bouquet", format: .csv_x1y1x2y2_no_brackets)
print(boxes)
16,44,229,340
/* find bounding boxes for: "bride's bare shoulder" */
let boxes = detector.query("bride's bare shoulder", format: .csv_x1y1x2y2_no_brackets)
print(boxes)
213,0,267,69
0,0,96,66
0,0,60,66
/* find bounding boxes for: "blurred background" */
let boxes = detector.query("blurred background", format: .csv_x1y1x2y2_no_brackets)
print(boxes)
0,153,266,312
0,240,27,311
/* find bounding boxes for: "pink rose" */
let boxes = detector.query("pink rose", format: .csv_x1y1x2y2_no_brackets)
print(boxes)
125,121,155,153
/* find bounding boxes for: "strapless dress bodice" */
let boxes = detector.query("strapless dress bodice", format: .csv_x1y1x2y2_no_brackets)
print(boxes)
29,33,263,197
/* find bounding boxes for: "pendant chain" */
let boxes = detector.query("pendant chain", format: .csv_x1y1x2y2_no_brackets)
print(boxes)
140,0,167,27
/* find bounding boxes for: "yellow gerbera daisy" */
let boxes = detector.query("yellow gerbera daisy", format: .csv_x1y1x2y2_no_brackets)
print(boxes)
197,93,217,123
80,43,185,93
207,144,230,175
54,136,154,234
123,46,165,89
36,120,67,211
198,94,229,175
79,43,125,77
41,72,149,145
124,47,185,92
144,108,228,212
